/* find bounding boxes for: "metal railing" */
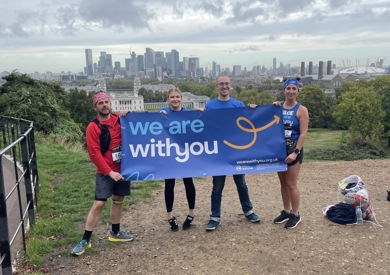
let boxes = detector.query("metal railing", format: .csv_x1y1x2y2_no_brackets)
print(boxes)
0,116,39,275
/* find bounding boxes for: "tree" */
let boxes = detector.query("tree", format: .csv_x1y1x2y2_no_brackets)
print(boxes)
238,89,274,105
370,75,390,145
0,72,75,134
335,79,370,103
63,88,96,133
298,84,336,128
138,88,154,102
333,87,385,141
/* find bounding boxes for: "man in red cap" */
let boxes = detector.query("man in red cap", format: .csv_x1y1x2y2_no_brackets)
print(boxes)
71,91,133,256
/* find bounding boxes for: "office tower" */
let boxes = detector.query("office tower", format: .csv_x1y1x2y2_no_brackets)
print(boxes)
130,51,137,74
144,48,155,78
125,58,131,72
137,55,145,72
166,52,173,75
114,61,121,73
105,54,112,72
85,49,93,76
124,52,137,76
273,58,277,74
183,57,189,71
233,65,242,76
144,48,155,70
171,49,179,76
212,61,217,78
98,52,106,73
98,51,112,73
155,51,166,70
188,57,199,77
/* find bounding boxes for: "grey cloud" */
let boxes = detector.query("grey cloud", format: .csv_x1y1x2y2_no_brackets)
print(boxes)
9,23,29,37
56,6,78,36
162,0,225,18
194,1,225,17
15,9,40,25
277,0,316,15
227,45,262,53
328,0,350,9
228,1,268,23
78,0,152,29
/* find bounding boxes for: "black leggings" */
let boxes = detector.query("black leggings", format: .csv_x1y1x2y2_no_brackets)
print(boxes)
164,178,196,213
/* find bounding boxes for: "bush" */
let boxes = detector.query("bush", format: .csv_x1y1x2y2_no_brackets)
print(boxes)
306,139,390,161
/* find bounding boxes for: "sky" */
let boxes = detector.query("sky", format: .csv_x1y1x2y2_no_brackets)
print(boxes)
1,0,390,74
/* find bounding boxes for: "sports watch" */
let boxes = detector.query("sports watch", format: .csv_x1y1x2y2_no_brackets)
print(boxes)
294,148,300,154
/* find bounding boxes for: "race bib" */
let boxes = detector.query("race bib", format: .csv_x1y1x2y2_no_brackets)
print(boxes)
112,146,122,163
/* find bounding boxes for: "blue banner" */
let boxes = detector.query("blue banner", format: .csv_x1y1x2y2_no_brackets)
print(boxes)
120,104,287,181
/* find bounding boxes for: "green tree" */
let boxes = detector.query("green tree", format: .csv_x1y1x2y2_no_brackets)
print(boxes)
238,89,274,105
0,72,82,141
106,79,134,89
63,88,96,133
333,87,385,141
370,75,390,145
298,84,335,128
335,79,370,103
138,88,154,103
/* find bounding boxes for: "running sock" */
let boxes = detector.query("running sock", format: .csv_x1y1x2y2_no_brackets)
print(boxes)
82,230,93,242
112,224,120,234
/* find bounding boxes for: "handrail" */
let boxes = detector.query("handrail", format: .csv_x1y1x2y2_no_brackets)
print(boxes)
0,116,39,275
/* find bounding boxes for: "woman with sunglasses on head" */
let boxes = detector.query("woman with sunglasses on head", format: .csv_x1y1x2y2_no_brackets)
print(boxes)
273,77,309,229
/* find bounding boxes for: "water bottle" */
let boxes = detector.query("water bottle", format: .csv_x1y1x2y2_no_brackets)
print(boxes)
355,206,363,225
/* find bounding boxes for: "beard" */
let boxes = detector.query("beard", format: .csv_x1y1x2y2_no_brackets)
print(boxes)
97,108,111,117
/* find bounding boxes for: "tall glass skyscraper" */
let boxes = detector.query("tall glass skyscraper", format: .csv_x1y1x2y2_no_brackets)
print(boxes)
85,49,93,76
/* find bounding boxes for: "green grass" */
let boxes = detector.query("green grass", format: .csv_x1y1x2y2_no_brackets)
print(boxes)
304,129,344,152
24,143,162,266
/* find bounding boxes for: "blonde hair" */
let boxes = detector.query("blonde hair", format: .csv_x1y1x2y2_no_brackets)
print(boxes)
167,87,182,99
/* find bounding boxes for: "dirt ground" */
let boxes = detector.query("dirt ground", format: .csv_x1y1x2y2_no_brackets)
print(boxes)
18,159,390,275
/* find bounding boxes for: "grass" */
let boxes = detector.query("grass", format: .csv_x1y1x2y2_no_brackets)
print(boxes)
304,128,344,152
24,143,162,266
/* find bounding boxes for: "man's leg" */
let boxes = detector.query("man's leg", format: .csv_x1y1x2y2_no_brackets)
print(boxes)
233,174,253,214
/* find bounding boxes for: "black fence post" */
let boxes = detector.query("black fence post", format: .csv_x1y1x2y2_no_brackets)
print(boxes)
20,122,35,225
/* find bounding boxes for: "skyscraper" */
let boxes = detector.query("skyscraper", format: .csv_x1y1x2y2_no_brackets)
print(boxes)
137,55,145,72
273,58,277,75
171,49,179,76
85,49,93,76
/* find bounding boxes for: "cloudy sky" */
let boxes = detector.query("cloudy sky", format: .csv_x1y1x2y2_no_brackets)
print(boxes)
1,0,389,73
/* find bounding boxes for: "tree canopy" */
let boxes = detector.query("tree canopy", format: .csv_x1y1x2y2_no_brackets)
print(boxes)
333,87,385,141
0,72,83,142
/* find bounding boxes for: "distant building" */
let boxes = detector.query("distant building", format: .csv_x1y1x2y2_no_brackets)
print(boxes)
233,65,242,76
85,49,93,76
339,66,387,75
108,77,144,112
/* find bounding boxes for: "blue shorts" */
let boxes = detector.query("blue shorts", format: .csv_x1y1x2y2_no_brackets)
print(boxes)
95,173,131,200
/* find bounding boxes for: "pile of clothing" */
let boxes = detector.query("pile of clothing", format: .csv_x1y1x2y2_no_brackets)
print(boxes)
323,175,373,225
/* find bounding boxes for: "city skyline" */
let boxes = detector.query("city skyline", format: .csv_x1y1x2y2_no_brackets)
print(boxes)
1,0,390,73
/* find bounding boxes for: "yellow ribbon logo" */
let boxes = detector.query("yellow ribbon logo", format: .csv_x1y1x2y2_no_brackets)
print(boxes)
223,115,280,150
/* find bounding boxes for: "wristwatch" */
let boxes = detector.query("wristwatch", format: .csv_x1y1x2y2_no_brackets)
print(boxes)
294,148,300,154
